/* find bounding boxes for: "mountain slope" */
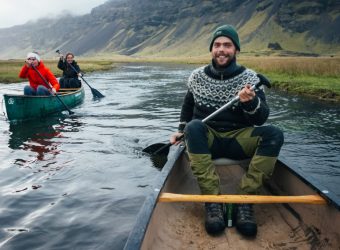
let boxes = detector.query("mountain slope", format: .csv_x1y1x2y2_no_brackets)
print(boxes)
0,0,339,59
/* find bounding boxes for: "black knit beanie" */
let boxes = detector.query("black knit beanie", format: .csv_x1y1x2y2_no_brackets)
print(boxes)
209,25,240,52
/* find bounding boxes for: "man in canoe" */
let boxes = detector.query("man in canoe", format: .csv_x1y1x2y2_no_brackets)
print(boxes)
19,52,60,95
57,52,82,88
170,25,284,237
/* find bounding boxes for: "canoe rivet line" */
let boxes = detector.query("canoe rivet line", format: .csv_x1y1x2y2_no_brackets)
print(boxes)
154,188,160,192
322,190,329,194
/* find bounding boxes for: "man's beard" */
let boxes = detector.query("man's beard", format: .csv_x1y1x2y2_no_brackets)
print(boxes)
213,53,236,68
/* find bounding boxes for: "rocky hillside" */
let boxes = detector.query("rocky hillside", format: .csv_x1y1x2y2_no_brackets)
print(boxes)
0,0,339,59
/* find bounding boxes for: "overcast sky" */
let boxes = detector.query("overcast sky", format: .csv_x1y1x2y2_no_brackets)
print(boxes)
0,0,108,29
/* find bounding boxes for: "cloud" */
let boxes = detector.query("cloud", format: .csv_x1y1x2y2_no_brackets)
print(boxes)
0,0,108,28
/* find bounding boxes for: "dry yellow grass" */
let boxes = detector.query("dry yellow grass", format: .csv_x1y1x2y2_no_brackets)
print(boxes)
238,56,340,77
103,54,340,78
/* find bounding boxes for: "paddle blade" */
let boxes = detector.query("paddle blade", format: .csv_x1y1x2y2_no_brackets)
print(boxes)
142,143,170,156
90,87,105,98
150,155,168,169
142,143,170,169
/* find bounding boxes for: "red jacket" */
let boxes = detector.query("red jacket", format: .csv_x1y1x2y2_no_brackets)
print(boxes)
19,61,60,91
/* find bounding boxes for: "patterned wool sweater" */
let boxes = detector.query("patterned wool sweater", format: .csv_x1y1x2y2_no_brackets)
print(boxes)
178,61,270,132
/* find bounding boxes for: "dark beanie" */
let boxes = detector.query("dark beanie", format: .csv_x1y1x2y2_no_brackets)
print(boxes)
209,25,240,52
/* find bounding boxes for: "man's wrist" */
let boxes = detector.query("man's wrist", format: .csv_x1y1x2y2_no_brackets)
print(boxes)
178,121,186,133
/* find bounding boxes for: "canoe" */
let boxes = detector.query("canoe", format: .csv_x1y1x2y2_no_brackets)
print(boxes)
124,145,340,249
3,87,85,121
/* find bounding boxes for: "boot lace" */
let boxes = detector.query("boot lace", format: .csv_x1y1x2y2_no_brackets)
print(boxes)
237,204,255,221
206,203,223,217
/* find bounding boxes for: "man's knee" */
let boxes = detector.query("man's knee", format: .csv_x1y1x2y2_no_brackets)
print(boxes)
255,125,284,157
266,126,284,148
185,119,206,136
185,119,210,154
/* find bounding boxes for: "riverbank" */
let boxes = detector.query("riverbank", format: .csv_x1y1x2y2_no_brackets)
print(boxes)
0,59,115,83
1,56,339,102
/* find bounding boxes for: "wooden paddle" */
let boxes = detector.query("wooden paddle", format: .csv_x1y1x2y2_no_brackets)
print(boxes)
159,193,327,204
143,76,271,157
31,64,74,115
56,50,105,99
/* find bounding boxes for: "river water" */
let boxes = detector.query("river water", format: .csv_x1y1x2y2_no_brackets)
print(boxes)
0,63,339,249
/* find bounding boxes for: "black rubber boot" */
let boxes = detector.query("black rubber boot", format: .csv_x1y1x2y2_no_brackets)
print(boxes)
235,204,257,237
205,203,226,235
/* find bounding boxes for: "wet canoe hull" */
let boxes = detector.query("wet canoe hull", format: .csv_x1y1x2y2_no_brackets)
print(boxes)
3,87,85,121
124,146,340,249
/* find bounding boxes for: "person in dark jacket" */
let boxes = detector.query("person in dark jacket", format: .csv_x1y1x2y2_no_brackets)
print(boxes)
57,52,82,88
170,25,284,237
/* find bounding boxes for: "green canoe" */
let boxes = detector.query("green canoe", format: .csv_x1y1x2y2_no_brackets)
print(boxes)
3,87,85,121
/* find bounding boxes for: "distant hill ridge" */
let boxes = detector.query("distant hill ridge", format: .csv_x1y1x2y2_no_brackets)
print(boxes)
0,0,339,59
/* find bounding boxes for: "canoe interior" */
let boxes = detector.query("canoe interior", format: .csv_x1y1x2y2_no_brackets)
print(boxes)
3,87,85,121
136,147,340,250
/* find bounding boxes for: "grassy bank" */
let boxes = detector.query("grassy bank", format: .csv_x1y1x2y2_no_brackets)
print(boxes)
1,56,339,102
238,56,340,101
0,59,115,83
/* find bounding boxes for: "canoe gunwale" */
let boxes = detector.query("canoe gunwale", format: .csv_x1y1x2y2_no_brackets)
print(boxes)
276,157,340,210
3,87,83,98
123,145,186,250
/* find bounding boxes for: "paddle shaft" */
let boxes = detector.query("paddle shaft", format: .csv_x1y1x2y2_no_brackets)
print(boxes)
31,64,74,114
56,50,105,98
159,193,327,205
201,82,260,123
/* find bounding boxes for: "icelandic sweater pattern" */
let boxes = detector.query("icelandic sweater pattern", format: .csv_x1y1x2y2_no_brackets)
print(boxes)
188,66,260,110
178,64,269,132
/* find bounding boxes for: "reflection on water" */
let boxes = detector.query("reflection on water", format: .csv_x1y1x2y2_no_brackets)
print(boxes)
8,117,84,172
9,119,62,162
0,63,339,249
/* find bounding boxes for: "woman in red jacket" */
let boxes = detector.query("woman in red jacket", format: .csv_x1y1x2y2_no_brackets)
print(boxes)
19,52,60,96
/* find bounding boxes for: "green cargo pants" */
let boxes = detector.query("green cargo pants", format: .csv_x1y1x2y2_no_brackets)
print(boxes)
184,119,284,195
